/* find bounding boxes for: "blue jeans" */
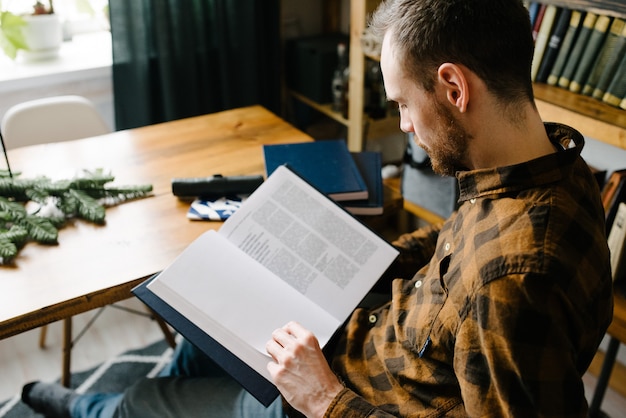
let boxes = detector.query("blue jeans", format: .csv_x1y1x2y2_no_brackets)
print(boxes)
69,340,285,418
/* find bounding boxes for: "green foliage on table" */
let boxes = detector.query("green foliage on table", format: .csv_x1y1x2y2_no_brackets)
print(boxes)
0,169,153,264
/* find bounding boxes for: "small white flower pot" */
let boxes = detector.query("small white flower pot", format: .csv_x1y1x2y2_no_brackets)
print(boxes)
21,14,63,60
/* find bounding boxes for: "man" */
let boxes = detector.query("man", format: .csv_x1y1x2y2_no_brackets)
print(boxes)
23,0,613,416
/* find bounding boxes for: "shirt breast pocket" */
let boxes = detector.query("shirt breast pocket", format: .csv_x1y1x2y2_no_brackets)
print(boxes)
403,255,452,358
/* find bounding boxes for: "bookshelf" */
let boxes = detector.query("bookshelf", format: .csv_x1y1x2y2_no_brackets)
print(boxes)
538,0,626,18
530,1,626,150
287,0,626,203
288,0,625,151
287,0,391,152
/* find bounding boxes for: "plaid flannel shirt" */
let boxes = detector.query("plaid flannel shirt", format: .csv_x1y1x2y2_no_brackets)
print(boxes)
326,123,613,417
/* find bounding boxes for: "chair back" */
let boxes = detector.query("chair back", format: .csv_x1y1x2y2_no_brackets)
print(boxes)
1,95,110,150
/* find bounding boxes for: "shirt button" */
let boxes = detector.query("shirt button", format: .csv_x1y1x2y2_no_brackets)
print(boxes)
470,198,476,204
415,280,423,288
444,242,451,251
369,314,377,324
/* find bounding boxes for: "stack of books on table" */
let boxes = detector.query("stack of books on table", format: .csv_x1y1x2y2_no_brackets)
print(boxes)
526,1,626,109
262,139,385,216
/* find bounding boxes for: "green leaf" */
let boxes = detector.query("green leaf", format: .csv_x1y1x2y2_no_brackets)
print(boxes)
0,11,27,60
68,189,106,224
0,177,33,200
25,187,51,204
96,185,154,203
57,192,78,216
0,236,18,263
46,179,72,194
71,168,115,190
18,216,58,244
0,196,27,219
3,224,28,247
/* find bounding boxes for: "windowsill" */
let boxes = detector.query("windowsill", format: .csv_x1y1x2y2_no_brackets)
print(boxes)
0,31,112,92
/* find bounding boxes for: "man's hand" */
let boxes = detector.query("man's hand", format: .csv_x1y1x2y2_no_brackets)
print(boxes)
266,321,344,418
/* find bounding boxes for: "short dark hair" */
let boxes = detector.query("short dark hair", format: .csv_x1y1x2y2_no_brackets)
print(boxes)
369,0,535,104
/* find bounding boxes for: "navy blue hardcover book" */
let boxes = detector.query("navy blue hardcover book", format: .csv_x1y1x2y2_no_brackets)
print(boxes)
263,139,368,201
342,151,384,215
133,275,280,407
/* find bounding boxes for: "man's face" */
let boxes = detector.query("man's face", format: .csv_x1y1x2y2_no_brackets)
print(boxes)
380,33,470,176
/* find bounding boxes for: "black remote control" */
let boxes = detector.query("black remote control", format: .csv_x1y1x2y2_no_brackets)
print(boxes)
171,174,264,198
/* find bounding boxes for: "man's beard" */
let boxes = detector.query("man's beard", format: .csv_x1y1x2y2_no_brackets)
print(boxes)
421,99,471,177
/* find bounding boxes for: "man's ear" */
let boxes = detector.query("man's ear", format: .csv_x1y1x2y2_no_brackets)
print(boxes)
437,63,469,113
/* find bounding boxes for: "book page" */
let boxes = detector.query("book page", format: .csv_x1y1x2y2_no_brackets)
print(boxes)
147,230,342,358
220,165,398,321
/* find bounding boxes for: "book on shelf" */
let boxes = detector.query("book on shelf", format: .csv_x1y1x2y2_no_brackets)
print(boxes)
602,168,626,234
133,164,399,406
536,7,572,83
608,202,626,283
602,52,626,107
263,139,368,202
558,12,598,89
584,18,626,97
342,151,384,216
532,3,548,43
528,2,542,29
547,10,584,86
531,5,560,81
568,14,613,93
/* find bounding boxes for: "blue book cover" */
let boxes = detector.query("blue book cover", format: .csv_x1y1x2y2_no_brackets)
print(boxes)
342,151,384,215
263,139,368,201
528,2,541,27
133,275,279,407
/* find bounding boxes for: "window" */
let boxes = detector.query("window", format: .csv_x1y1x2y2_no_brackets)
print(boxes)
3,0,110,38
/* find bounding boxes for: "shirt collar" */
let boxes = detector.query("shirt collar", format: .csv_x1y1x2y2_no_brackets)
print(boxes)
456,123,585,202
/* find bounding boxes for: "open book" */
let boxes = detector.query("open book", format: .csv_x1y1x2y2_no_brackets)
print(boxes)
133,165,399,406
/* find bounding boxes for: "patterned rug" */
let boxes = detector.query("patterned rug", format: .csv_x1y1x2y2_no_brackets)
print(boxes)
0,339,174,417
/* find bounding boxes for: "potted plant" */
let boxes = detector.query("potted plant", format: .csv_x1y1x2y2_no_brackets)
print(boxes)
22,0,62,60
0,1,28,60
0,0,61,60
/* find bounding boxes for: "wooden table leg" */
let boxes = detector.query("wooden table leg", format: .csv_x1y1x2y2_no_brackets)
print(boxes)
61,317,72,387
38,325,48,348
149,308,176,348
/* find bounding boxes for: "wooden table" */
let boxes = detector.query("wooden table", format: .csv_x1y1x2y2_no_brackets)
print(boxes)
0,106,316,382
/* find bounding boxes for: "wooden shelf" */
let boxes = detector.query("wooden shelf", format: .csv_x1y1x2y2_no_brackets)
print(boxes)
533,83,626,132
289,90,349,127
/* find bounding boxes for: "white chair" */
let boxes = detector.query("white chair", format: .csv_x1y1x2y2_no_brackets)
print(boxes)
1,95,175,386
1,95,110,150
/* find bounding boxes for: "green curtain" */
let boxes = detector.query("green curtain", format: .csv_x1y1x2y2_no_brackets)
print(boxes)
109,0,281,130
